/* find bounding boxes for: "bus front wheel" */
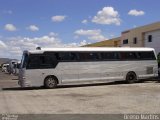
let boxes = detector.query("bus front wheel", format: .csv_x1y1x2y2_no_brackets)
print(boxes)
126,72,137,84
44,76,58,89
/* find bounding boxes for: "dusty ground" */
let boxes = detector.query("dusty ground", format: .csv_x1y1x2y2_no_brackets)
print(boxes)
0,70,160,114
0,70,18,89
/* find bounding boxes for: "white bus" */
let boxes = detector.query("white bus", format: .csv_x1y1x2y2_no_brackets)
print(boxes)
18,47,158,88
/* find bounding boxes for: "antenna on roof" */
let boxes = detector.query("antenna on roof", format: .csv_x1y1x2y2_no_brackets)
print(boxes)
36,47,41,50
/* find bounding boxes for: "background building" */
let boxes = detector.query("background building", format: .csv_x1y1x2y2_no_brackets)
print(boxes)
121,22,160,55
144,29,160,55
84,37,121,47
85,22,160,55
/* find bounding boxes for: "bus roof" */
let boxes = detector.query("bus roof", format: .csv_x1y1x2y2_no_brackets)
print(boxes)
24,47,155,54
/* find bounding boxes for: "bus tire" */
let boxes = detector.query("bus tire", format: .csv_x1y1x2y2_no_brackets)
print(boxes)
126,72,137,84
44,76,58,89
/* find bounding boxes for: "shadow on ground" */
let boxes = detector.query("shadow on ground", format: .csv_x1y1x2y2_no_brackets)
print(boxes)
2,78,160,91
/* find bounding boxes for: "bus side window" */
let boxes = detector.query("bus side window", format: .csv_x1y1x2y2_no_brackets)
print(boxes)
89,53,99,60
78,52,99,61
70,53,78,60
114,52,120,60
39,55,58,69
44,52,59,62
101,52,119,60
27,55,40,69
120,52,137,60
126,52,137,60
55,53,60,60
56,52,78,61
137,51,156,60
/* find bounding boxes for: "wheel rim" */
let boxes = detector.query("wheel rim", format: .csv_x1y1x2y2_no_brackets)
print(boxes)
47,77,55,87
129,74,134,80
126,72,137,83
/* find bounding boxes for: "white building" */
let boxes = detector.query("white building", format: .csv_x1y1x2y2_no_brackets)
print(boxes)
144,29,160,55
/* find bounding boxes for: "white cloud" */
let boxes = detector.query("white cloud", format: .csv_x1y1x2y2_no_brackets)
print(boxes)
49,32,58,37
0,34,61,58
4,24,17,31
0,33,89,58
133,25,137,28
82,19,88,24
88,35,106,41
63,40,88,47
92,6,121,25
79,40,87,46
75,29,107,41
27,25,39,31
51,15,66,22
110,34,115,37
3,10,13,14
128,9,145,16
75,29,101,36
0,40,7,49
74,35,79,39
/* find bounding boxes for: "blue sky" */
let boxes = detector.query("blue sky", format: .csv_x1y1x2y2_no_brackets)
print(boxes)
0,0,160,59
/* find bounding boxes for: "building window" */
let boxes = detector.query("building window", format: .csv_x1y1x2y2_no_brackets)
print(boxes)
123,39,128,44
133,37,137,44
148,35,152,42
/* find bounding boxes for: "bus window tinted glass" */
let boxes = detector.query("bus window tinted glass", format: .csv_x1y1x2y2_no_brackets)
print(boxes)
120,52,137,60
78,53,99,61
101,52,120,60
27,55,40,69
137,51,155,60
58,53,78,61
27,54,58,69
39,56,55,68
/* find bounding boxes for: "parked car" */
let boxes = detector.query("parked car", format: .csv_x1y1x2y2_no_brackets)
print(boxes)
8,60,18,74
1,63,9,72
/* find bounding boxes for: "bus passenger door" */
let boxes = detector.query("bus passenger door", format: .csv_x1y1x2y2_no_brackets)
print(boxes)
25,54,59,86
25,69,45,86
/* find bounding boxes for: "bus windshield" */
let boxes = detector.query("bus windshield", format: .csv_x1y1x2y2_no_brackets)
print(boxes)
21,53,28,68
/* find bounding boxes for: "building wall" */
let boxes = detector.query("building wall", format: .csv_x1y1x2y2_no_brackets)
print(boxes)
144,29,160,54
84,37,121,47
121,30,144,47
84,22,160,55
121,22,160,48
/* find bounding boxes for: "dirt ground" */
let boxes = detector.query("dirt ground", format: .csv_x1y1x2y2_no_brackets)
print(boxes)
0,70,160,114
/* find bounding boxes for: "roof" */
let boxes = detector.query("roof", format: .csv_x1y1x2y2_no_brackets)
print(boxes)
122,21,160,34
24,47,155,54
84,37,121,47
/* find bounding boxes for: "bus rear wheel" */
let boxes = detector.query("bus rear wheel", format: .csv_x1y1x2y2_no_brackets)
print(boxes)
126,72,137,84
44,76,57,89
